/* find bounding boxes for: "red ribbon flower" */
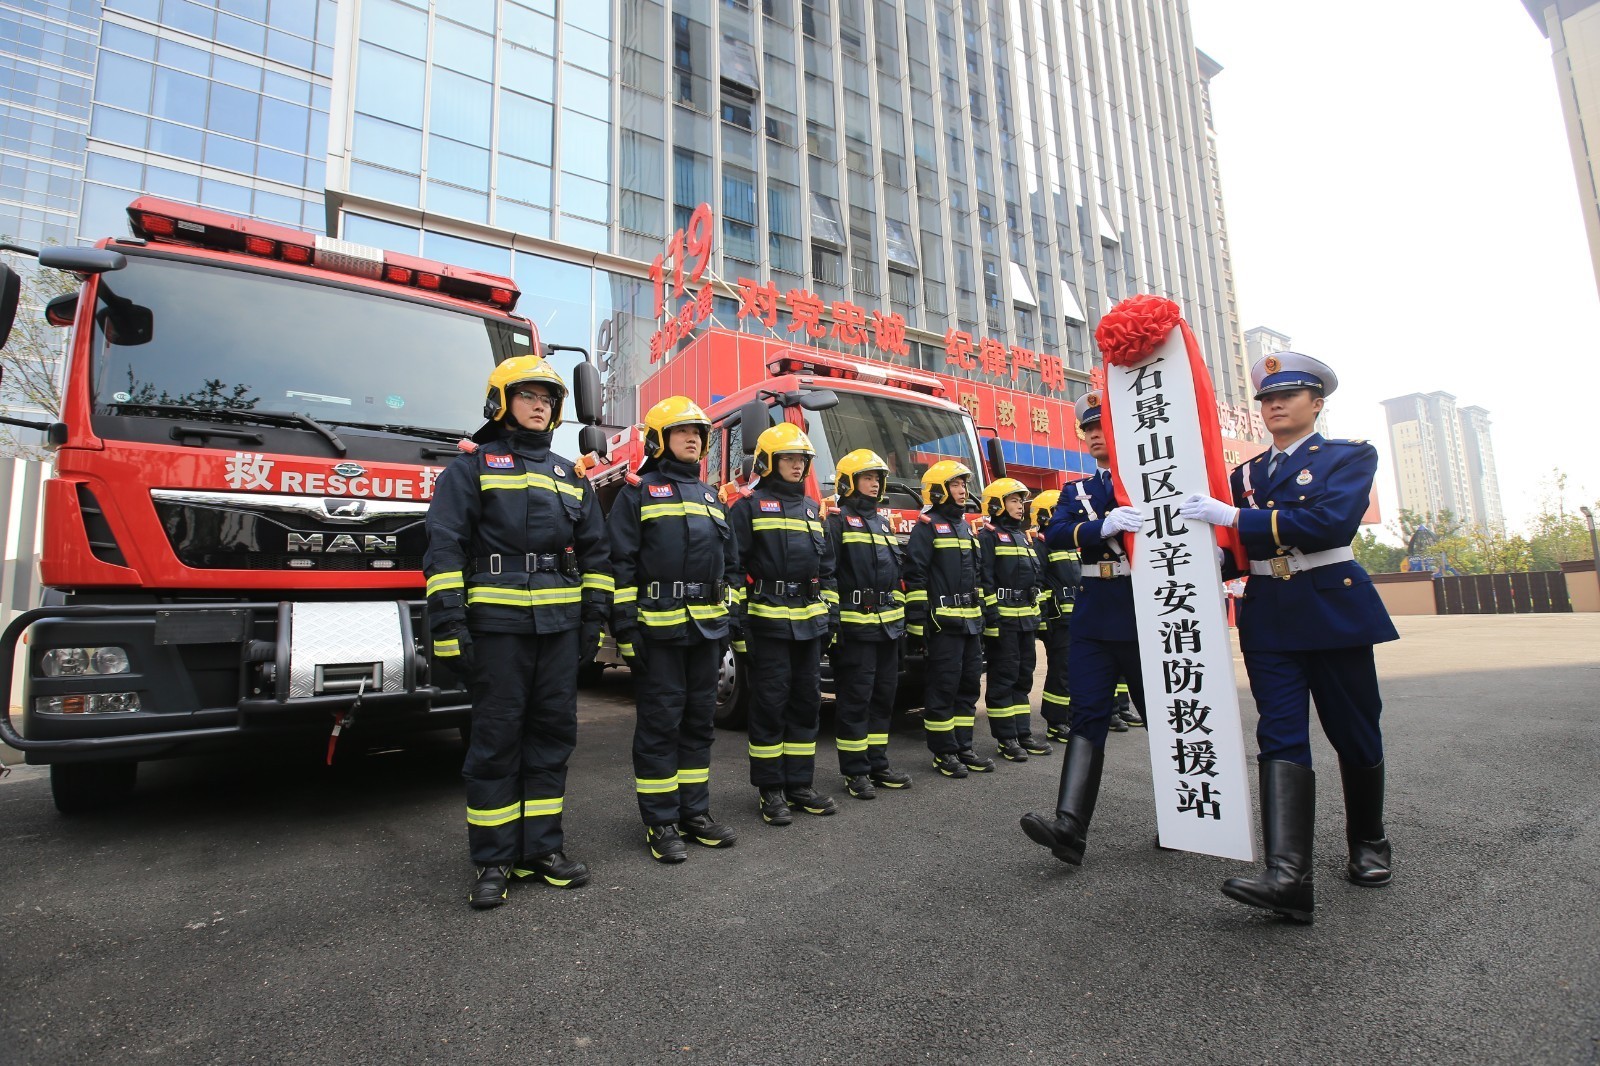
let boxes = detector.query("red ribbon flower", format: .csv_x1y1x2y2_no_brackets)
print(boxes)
1094,294,1182,367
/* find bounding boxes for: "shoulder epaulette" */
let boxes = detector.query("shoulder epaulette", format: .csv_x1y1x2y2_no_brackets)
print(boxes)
1326,438,1369,447
917,513,932,524
625,471,641,486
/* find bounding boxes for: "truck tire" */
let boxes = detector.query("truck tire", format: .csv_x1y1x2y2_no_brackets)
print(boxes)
713,644,749,730
50,761,138,815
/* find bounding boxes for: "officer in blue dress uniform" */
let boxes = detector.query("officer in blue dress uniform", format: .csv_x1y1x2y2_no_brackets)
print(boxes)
1180,352,1400,923
1019,391,1148,866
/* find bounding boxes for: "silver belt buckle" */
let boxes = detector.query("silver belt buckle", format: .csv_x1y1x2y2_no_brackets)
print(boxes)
1099,561,1114,579
1270,557,1294,580
489,553,503,576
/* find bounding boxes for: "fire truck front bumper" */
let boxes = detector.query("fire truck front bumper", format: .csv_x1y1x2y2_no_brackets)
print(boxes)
0,601,470,763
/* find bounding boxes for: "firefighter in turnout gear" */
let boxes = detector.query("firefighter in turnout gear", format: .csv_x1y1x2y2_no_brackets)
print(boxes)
978,478,1051,761
825,449,913,799
1031,490,1080,744
903,460,995,778
425,356,611,909
1021,390,1147,867
728,422,839,824
608,396,742,864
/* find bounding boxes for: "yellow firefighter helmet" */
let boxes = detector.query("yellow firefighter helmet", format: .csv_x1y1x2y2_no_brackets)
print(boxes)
920,459,974,508
753,422,815,479
1030,489,1062,529
981,477,1031,519
642,395,711,458
483,355,567,428
835,448,890,501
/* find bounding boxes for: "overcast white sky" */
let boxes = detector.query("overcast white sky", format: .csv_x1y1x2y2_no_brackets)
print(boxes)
1188,0,1600,538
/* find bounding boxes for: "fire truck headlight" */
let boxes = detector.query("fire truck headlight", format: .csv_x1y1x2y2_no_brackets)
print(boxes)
40,647,132,676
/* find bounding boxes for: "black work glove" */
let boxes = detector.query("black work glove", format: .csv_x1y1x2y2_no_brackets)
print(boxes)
614,625,640,665
434,626,474,679
904,630,926,658
580,617,604,661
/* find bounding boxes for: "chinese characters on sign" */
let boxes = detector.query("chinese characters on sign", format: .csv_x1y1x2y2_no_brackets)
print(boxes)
730,277,911,360
942,329,1068,393
1106,333,1255,862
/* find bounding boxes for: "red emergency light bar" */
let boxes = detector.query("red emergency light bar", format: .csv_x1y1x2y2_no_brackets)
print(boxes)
123,197,522,312
766,351,948,399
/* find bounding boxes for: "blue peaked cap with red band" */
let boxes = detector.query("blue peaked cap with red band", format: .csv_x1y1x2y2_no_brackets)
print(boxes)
1072,390,1104,428
1250,351,1339,400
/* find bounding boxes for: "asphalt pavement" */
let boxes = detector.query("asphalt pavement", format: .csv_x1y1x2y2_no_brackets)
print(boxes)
1,615,1597,1064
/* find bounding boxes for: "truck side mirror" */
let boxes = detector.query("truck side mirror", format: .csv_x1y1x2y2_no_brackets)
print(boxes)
985,436,1007,480
546,345,600,425
0,263,19,350
578,424,608,459
37,247,125,274
45,291,78,327
738,401,770,455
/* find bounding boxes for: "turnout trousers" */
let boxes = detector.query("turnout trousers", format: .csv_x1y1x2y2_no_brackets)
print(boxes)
746,635,824,789
830,638,899,777
1066,635,1147,748
631,637,720,825
984,628,1038,740
1243,645,1385,768
1039,623,1072,730
463,629,579,864
922,629,983,754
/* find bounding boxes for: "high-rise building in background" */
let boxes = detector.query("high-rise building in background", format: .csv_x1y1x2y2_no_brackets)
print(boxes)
1525,0,1600,300
1243,324,1333,437
1381,391,1504,532
5,0,1253,430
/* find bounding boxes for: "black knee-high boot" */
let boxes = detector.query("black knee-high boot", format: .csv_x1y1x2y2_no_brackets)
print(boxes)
1340,758,1392,886
1019,735,1104,865
1221,760,1315,923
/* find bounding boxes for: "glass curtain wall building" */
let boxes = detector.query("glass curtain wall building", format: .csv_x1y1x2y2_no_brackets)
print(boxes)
17,0,1248,429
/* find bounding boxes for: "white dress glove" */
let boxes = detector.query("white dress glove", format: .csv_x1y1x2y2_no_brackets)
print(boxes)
1179,494,1239,528
1100,506,1145,536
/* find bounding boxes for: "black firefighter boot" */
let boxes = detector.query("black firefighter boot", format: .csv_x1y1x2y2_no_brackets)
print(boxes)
1221,760,1316,923
1340,759,1393,887
1018,736,1104,865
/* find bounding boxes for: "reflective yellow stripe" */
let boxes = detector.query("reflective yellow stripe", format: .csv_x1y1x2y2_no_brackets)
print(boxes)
983,593,999,606
984,627,999,638
1048,550,1079,563
466,802,520,826
615,586,638,604
617,641,635,655
923,718,955,732
933,540,964,549
751,517,823,533
987,703,1030,718
998,606,1040,617
953,715,975,728
842,532,897,546
635,776,679,794
933,605,983,619
522,797,563,817
748,742,783,758
748,602,829,621
782,741,816,756
426,571,464,595
582,572,614,592
906,624,924,636
641,500,716,521
433,638,461,656
467,586,583,607
1115,683,1130,695
841,608,905,625
729,586,748,603
905,590,928,604
731,640,748,653
478,472,585,500
995,546,1033,556
677,767,710,784
866,732,889,746
640,607,688,626
820,589,840,604
835,737,869,751
1042,690,1071,706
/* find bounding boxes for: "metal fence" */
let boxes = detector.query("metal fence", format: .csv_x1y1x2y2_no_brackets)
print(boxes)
1433,571,1572,615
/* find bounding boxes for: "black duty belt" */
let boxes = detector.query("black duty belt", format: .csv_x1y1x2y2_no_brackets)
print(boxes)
994,587,1040,605
846,589,898,606
477,552,573,576
936,593,976,608
752,578,822,600
645,580,725,603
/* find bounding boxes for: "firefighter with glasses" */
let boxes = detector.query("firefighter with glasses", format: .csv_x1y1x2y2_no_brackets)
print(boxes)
728,422,839,825
903,460,995,778
1029,489,1080,744
608,396,741,864
977,478,1052,762
825,448,913,799
425,356,611,909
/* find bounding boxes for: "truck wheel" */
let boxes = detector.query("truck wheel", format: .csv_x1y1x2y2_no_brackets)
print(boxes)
50,762,138,815
713,644,749,730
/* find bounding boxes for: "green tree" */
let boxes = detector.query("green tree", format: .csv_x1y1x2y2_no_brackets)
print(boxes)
1352,528,1405,573
1525,469,1596,569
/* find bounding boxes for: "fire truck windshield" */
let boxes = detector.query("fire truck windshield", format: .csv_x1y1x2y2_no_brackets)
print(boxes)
805,391,984,508
89,252,534,443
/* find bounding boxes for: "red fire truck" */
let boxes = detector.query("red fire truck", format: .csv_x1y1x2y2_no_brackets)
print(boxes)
586,328,1015,724
0,198,606,812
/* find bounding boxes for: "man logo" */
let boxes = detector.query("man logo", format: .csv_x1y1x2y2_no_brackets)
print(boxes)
288,532,397,553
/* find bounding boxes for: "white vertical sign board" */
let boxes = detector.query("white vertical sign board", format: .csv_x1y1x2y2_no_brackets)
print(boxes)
1105,329,1255,862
